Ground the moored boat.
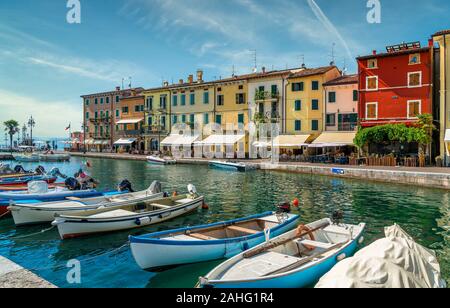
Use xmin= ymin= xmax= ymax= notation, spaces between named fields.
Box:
xmin=147 ymin=155 xmax=176 ymax=165
xmin=52 ymin=184 xmax=204 ymax=240
xmin=130 ymin=211 xmax=300 ymax=271
xmin=13 ymin=153 xmax=40 ymax=162
xmin=38 ymin=153 xmax=71 ymax=162
xmin=209 ymin=161 xmax=247 ymax=172
xmin=198 ymin=217 xmax=366 ymax=288
xmin=8 ymin=181 xmax=163 ymax=226
xmin=0 ymin=175 xmax=57 ymax=186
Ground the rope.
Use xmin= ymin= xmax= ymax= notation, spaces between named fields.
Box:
xmin=0 ymin=210 xmax=11 ymax=219
xmin=9 ymin=226 xmax=56 ymax=240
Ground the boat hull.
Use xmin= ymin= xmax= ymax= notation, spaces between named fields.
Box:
xmin=54 ymin=198 xmax=204 ymax=240
xmin=202 ymin=237 xmax=361 ymax=288
xmin=209 ymin=162 xmax=246 ymax=172
xmin=130 ymin=214 xmax=299 ymax=271
xmin=0 ymin=176 xmax=57 ymax=186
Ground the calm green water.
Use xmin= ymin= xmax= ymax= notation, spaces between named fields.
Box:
xmin=0 ymin=157 xmax=448 ymax=288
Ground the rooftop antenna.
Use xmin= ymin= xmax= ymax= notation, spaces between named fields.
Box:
xmin=330 ymin=43 xmax=336 ymax=66
xmin=128 ymin=76 xmax=132 ymax=89
xmin=232 ymin=65 xmax=236 ymax=77
xmin=298 ymin=54 xmax=306 ymax=69
xmin=342 ymin=58 xmax=348 ymax=76
xmin=251 ymin=50 xmax=257 ymax=73
xmin=121 ymin=78 xmax=125 ymax=90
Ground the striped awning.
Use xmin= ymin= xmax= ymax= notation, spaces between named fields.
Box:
xmin=309 ymin=132 xmax=356 ymax=148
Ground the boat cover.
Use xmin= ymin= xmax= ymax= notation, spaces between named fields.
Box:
xmin=315 ymin=224 xmax=446 ymax=288
xmin=27 ymin=181 xmax=49 ymax=194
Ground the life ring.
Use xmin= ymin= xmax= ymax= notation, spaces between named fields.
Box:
xmin=296 ymin=224 xmax=316 ymax=251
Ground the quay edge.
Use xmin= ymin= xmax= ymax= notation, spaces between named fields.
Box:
xmin=0 ymin=256 xmax=57 ymax=288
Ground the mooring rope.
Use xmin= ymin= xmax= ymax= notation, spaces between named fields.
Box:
xmin=9 ymin=225 xmax=56 ymax=240
xmin=0 ymin=210 xmax=11 ymax=219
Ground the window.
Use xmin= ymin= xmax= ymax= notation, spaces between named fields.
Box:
xmin=312 ymin=81 xmax=319 ymax=91
xmin=328 ymin=92 xmax=336 ymax=103
xmin=238 ymin=114 xmax=244 ymax=124
xmin=295 ymin=120 xmax=301 ymax=131
xmin=182 ymin=115 xmax=186 ymax=123
xmin=100 ymin=110 xmax=104 ymax=118
xmin=366 ymin=76 xmax=378 ymax=91
xmin=116 ymin=110 xmax=119 ymax=117
xmin=105 ymin=111 xmax=109 ymax=119
xmin=85 ymin=99 xmax=90 ymax=106
xmin=217 ymin=95 xmax=224 ymax=106
xmin=100 ymin=98 xmax=104 ymax=104
xmin=236 ymin=93 xmax=245 ymax=104
xmin=94 ymin=111 xmax=98 ymax=119
xmin=311 ymin=120 xmax=319 ymax=131
xmin=161 ymin=116 xmax=166 ymax=130
xmin=147 ymin=97 xmax=153 ymax=110
xmin=85 ymin=112 xmax=89 ymax=119
xmin=292 ymin=82 xmax=304 ymax=92
xmin=408 ymin=100 xmax=421 ymax=119
xmin=259 ymin=86 xmax=265 ymax=92
xmin=312 ymin=99 xmax=319 ymax=110
xmin=409 ymin=53 xmax=420 ymax=65
xmin=295 ymin=100 xmax=302 ymax=111
xmin=95 ymin=98 xmax=98 ymax=105
xmin=106 ymin=97 xmax=110 ymax=104
xmin=216 ymin=114 xmax=222 ymax=124
xmin=366 ymin=102 xmax=378 ymax=120
xmin=190 ymin=114 xmax=195 ymax=124
xmin=204 ymin=113 xmax=209 ymax=124
xmin=367 ymin=59 xmax=377 ymax=69
xmin=148 ymin=116 xmax=152 ymax=126
xmin=115 ymin=96 xmax=120 ymax=103
xmin=353 ymin=90 xmax=358 ymax=102
xmin=203 ymin=92 xmax=209 ymax=104
xmin=190 ymin=93 xmax=195 ymax=105
xmin=160 ymin=96 xmax=167 ymax=109
xmin=238 ymin=85 xmax=244 ymax=90
xmin=135 ymin=105 xmax=141 ymax=112
xmin=172 ymin=95 xmax=178 ymax=106
xmin=181 ymin=94 xmax=186 ymax=106
xmin=408 ymin=72 xmax=422 ymax=88
xmin=122 ymin=106 xmax=129 ymax=114
xmin=173 ymin=115 xmax=178 ymax=124
xmin=271 ymin=85 xmax=278 ymax=95
xmin=326 ymin=114 xmax=336 ymax=126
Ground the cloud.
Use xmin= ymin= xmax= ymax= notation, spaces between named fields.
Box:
xmin=0 ymin=89 xmax=82 ymax=138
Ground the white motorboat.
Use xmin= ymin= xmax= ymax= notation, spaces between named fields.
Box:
xmin=147 ymin=155 xmax=176 ymax=165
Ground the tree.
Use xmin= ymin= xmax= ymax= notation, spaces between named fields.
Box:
xmin=3 ymin=120 xmax=20 ymax=153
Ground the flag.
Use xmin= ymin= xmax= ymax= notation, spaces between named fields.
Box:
xmin=65 ymin=124 xmax=71 ymax=131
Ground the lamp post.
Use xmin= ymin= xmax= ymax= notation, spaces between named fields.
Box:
xmin=28 ymin=116 xmax=35 ymax=147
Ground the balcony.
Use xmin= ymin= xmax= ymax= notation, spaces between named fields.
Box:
xmin=254 ymin=90 xmax=280 ymax=102
xmin=116 ymin=129 xmax=144 ymax=138
xmin=142 ymin=126 xmax=168 ymax=136
xmin=90 ymin=117 xmax=112 ymax=124
xmin=338 ymin=122 xmax=358 ymax=131
xmin=89 ymin=133 xmax=111 ymax=139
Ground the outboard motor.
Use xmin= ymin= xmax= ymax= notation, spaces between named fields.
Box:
xmin=65 ymin=177 xmax=81 ymax=191
xmin=14 ymin=165 xmax=27 ymax=174
xmin=74 ymin=169 xmax=84 ymax=178
xmin=148 ymin=181 xmax=162 ymax=195
xmin=331 ymin=210 xmax=344 ymax=225
xmin=188 ymin=184 xmax=197 ymax=195
xmin=0 ymin=164 xmax=13 ymax=175
xmin=49 ymin=168 xmax=68 ymax=179
xmin=118 ymin=179 xmax=134 ymax=192
xmin=276 ymin=202 xmax=291 ymax=214
xmin=35 ymin=166 xmax=46 ymax=175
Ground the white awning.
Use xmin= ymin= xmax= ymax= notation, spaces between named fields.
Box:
xmin=93 ymin=140 xmax=104 ymax=145
xmin=161 ymin=134 xmax=201 ymax=146
xmin=309 ymin=132 xmax=356 ymax=148
xmin=253 ymin=141 xmax=270 ymax=148
xmin=114 ymin=138 xmax=137 ymax=146
xmin=274 ymin=135 xmax=312 ymax=147
xmin=445 ymin=129 xmax=450 ymax=142
xmin=116 ymin=118 xmax=144 ymax=125
xmin=85 ymin=139 xmax=94 ymax=145
xmin=161 ymin=134 xmax=182 ymax=146
xmin=196 ymin=134 xmax=245 ymax=146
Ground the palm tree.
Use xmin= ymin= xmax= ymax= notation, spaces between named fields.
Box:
xmin=3 ymin=120 xmax=20 ymax=153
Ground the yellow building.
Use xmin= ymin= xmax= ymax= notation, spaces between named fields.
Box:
xmin=142 ymin=85 xmax=171 ymax=152
xmin=433 ymin=30 xmax=450 ymax=166
xmin=285 ymin=66 xmax=341 ymax=135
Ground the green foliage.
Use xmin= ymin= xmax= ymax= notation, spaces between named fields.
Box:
xmin=354 ymin=117 xmax=434 ymax=150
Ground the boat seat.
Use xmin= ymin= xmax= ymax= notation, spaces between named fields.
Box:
xmin=151 ymin=203 xmax=172 ymax=209
xmin=227 ymin=225 xmax=260 ymax=235
xmin=176 ymin=198 xmax=193 ymax=204
xmin=258 ymin=215 xmax=281 ymax=224
xmin=66 ymin=197 xmax=82 ymax=201
xmin=188 ymin=233 xmax=216 ymax=240
xmin=297 ymin=239 xmax=334 ymax=250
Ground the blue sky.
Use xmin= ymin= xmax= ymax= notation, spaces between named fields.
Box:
xmin=0 ymin=0 xmax=449 ymax=138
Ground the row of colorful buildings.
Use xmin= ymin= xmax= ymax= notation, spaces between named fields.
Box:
xmin=80 ymin=29 xmax=450 ymax=165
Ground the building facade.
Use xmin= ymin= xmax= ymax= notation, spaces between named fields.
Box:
xmin=81 ymin=87 xmax=143 ymax=152
xmin=285 ymin=66 xmax=341 ymax=135
xmin=323 ymin=74 xmax=359 ymax=132
xmin=357 ymin=42 xmax=433 ymax=128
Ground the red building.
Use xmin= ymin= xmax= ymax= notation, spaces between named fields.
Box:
xmin=357 ymin=41 xmax=433 ymax=127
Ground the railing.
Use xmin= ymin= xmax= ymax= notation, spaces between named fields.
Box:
xmin=89 ymin=133 xmax=111 ymax=139
xmin=254 ymin=90 xmax=280 ymax=101
xmin=338 ymin=122 xmax=358 ymax=131
xmin=142 ymin=127 xmax=168 ymax=135
xmin=90 ymin=117 xmax=112 ymax=123
xmin=116 ymin=130 xmax=144 ymax=137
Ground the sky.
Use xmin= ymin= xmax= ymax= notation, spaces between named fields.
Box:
xmin=0 ymin=0 xmax=449 ymax=139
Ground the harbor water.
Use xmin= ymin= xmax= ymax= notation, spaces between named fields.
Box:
xmin=0 ymin=157 xmax=448 ymax=288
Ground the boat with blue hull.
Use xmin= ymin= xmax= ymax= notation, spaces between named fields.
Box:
xmin=209 ymin=161 xmax=247 ymax=172
xmin=198 ymin=218 xmax=365 ymax=288
xmin=130 ymin=212 xmax=300 ymax=271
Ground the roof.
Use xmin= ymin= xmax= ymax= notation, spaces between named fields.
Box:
xmin=81 ymin=87 xmax=144 ymax=98
xmin=288 ymin=66 xmax=338 ymax=78
xmin=433 ymin=29 xmax=450 ymax=37
xmin=323 ymin=74 xmax=358 ymax=86
xmin=357 ymin=47 xmax=430 ymax=61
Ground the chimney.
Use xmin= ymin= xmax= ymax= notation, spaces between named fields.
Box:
xmin=188 ymin=75 xmax=194 ymax=84
xmin=179 ymin=79 xmax=184 ymax=84
xmin=196 ymin=70 xmax=204 ymax=83
xmin=115 ymin=86 xmax=121 ymax=91
xmin=372 ymin=50 xmax=377 ymax=55
xmin=262 ymin=67 xmax=266 ymax=73
xmin=163 ymin=81 xmax=169 ymax=87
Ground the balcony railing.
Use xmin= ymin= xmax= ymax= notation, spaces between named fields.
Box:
xmin=90 ymin=117 xmax=112 ymax=123
xmin=255 ymin=90 xmax=280 ymax=101
xmin=142 ymin=126 xmax=168 ymax=135
xmin=89 ymin=133 xmax=111 ymax=139
xmin=338 ymin=122 xmax=358 ymax=131
xmin=116 ymin=129 xmax=144 ymax=138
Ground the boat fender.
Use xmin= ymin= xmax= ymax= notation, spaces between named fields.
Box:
xmin=296 ymin=225 xmax=316 ymax=251
xmin=202 ymin=202 xmax=209 ymax=210
xmin=358 ymin=236 xmax=364 ymax=245
xmin=172 ymin=191 xmax=178 ymax=197
xmin=336 ymin=253 xmax=346 ymax=262
xmin=242 ymin=242 xmax=249 ymax=251
xmin=135 ymin=217 xmax=152 ymax=226
xmin=159 ymin=212 xmax=171 ymax=219
xmin=163 ymin=192 xmax=169 ymax=198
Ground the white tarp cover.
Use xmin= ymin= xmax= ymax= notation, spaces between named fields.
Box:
xmin=27 ymin=181 xmax=49 ymax=194
xmin=315 ymin=224 xmax=446 ymax=288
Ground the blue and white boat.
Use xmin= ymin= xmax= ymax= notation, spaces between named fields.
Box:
xmin=209 ymin=161 xmax=247 ymax=172
xmin=198 ymin=218 xmax=366 ymax=288
xmin=130 ymin=212 xmax=299 ymax=271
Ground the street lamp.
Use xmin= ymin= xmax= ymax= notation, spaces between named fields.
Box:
xmin=28 ymin=116 xmax=35 ymax=146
